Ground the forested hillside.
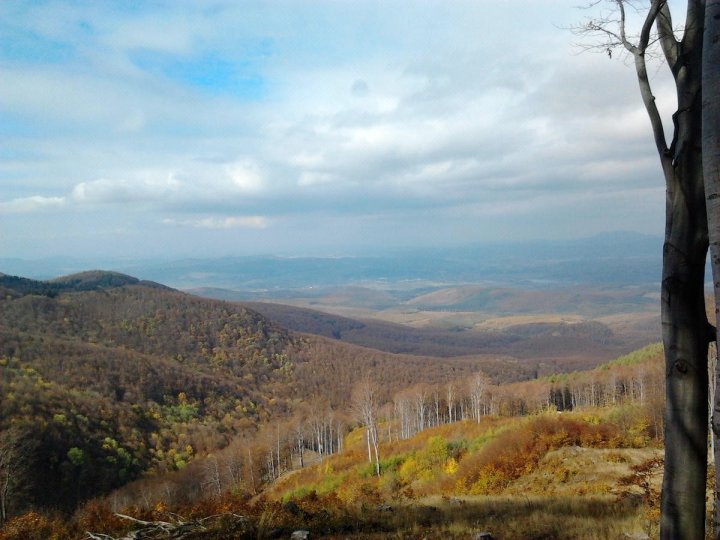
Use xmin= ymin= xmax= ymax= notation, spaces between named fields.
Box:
xmin=0 ymin=336 xmax=667 ymax=539
xmin=0 ymin=272 xmax=298 ymax=515
xmin=241 ymin=298 xmax=650 ymax=371
xmin=0 ymin=272 xmax=537 ymax=520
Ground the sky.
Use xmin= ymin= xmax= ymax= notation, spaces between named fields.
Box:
xmin=0 ymin=0 xmax=681 ymax=260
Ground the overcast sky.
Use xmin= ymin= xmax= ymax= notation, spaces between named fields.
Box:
xmin=1 ymin=1 xmax=681 ymax=259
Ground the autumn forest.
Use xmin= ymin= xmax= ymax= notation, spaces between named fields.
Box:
xmin=0 ymin=271 xmax=671 ymax=539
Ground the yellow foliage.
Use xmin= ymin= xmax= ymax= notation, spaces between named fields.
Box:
xmin=580 ymin=414 xmax=601 ymax=425
xmin=444 ymin=457 xmax=458 ymax=475
xmin=398 ymin=455 xmax=421 ymax=483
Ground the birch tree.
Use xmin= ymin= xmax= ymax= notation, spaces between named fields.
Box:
xmin=468 ymin=372 xmax=489 ymax=421
xmin=352 ymin=379 xmax=381 ymax=476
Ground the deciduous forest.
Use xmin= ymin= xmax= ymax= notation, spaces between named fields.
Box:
xmin=0 ymin=273 xmax=672 ymax=538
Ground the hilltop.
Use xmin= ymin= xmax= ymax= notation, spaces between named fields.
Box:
xmin=0 ymin=270 xmax=673 ymax=539
xmin=0 ymin=270 xmax=170 ymax=299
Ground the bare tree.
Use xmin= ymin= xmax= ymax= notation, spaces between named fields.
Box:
xmin=411 ymin=384 xmax=428 ymax=432
xmin=292 ymin=419 xmax=306 ymax=468
xmin=577 ymin=2 xmax=710 ymax=537
xmin=393 ymin=391 xmax=412 ymax=440
xmin=446 ymin=381 xmax=456 ymax=424
xmin=201 ymin=455 xmax=223 ymax=498
xmin=352 ymin=379 xmax=381 ymax=476
xmin=222 ymin=445 xmax=245 ymax=490
xmin=468 ymin=372 xmax=489 ymax=422
xmin=0 ymin=428 xmax=30 ymax=525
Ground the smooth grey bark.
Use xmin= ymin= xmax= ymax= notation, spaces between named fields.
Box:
xmin=703 ymin=1 xmax=720 ymax=535
xmin=654 ymin=3 xmax=709 ymax=539
xmin=591 ymin=1 xmax=710 ymax=537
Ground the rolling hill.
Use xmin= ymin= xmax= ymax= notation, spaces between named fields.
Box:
xmin=0 ymin=271 xmax=542 ymax=517
xmin=225 ymin=297 xmax=658 ymax=372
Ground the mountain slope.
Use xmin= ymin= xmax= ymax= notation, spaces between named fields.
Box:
xmin=0 ymin=272 xmax=536 ymax=516
xmin=235 ymin=299 xmax=654 ymax=371
xmin=0 ymin=273 xmax=300 ymax=513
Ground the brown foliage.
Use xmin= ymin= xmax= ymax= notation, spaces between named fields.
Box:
xmin=0 ymin=511 xmax=76 ymax=540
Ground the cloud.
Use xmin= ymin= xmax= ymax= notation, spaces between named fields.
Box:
xmin=0 ymin=0 xmax=677 ymax=258
xmin=226 ymin=160 xmax=265 ymax=193
xmin=163 ymin=215 xmax=269 ymax=229
xmin=69 ymin=175 xmax=180 ymax=205
xmin=298 ymin=172 xmax=335 ymax=187
xmin=0 ymin=195 xmax=65 ymax=213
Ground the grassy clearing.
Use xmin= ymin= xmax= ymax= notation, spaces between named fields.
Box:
xmin=259 ymin=407 xmax=665 ymax=538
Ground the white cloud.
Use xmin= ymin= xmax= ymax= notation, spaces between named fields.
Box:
xmin=0 ymin=0 xmax=678 ymax=257
xmin=69 ymin=174 xmax=180 ymax=205
xmin=163 ymin=215 xmax=269 ymax=229
xmin=226 ymin=160 xmax=265 ymax=193
xmin=0 ymin=196 xmax=65 ymax=213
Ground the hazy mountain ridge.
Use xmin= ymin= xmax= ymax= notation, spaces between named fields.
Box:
xmin=0 ymin=232 xmax=666 ymax=290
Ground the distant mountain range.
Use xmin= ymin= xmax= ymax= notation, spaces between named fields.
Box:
xmin=0 ymin=232 xmax=667 ymax=290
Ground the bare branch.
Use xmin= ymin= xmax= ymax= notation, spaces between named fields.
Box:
xmin=633 ymin=50 xmax=669 ymax=157
xmin=569 ymin=1 xmax=670 ymax=156
xmin=656 ymin=1 xmax=680 ymax=71
xmin=638 ymin=0 xmax=663 ymax=50
xmin=87 ymin=512 xmax=250 ymax=540
xmin=85 ymin=533 xmax=116 ymax=540
xmin=616 ymin=0 xmax=632 ymax=51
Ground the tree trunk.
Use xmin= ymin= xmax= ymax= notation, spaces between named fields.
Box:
xmin=660 ymin=59 xmax=709 ymax=539
xmin=703 ymin=0 xmax=720 ymax=534
xmin=366 ymin=429 xmax=372 ymax=463
xmin=371 ymin=428 xmax=381 ymax=477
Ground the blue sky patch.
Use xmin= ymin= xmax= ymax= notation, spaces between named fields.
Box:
xmin=0 ymin=25 xmax=76 ymax=64
xmin=130 ymin=49 xmax=267 ymax=100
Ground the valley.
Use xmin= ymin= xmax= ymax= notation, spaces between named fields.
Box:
xmin=0 ymin=268 xmax=671 ymax=539
xmin=194 ymin=282 xmax=660 ymax=374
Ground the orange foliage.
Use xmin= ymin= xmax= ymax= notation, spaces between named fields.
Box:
xmin=0 ymin=512 xmax=75 ymax=540
xmin=75 ymin=500 xmax=128 ymax=534
xmin=453 ymin=414 xmax=643 ymax=495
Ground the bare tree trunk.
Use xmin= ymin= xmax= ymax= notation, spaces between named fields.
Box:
xmin=276 ymin=424 xmax=282 ymax=477
xmin=246 ymin=448 xmax=256 ymax=495
xmin=366 ymin=429 xmax=372 ymax=463
xmin=583 ymin=1 xmax=710 ymax=536
xmin=656 ymin=3 xmax=709 ymax=537
xmin=703 ymin=1 xmax=720 ymax=534
xmin=203 ymin=455 xmax=222 ymax=498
